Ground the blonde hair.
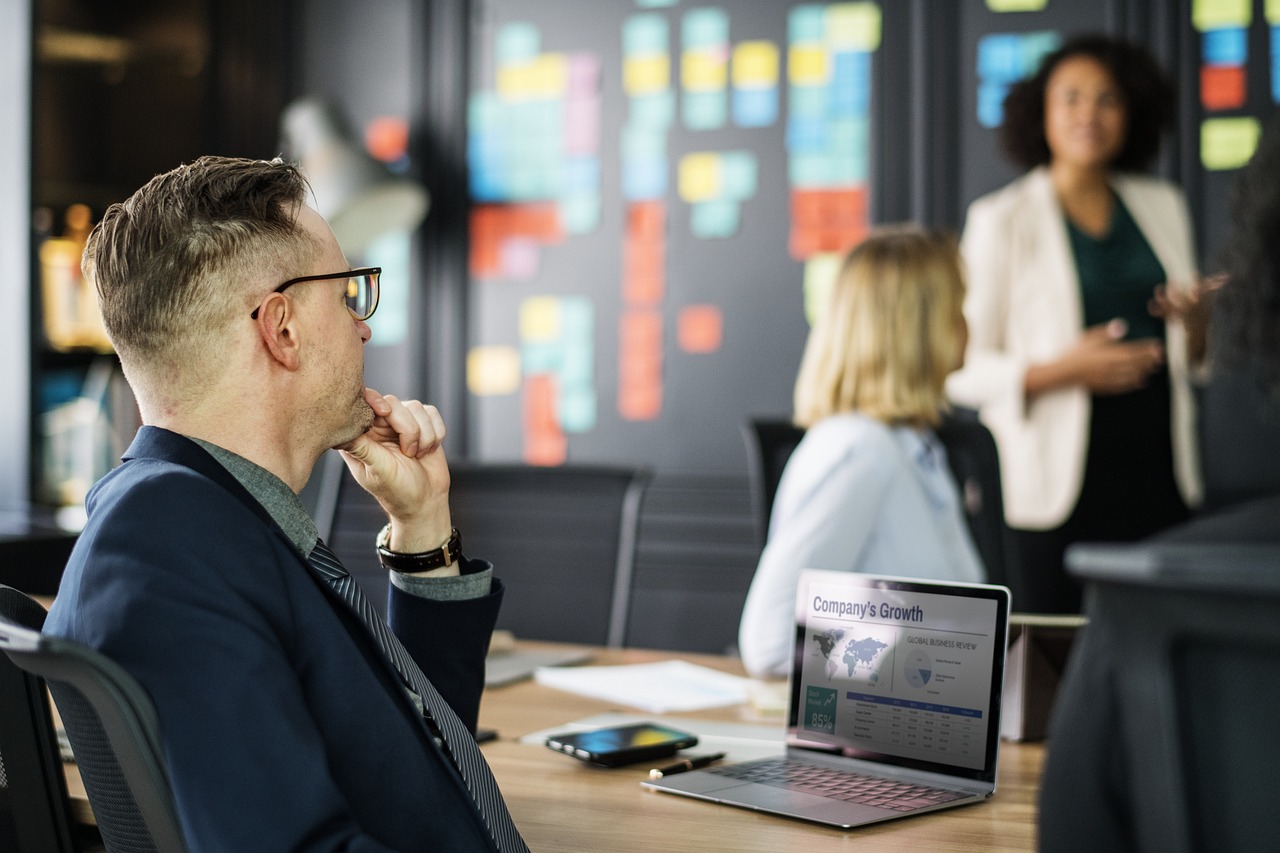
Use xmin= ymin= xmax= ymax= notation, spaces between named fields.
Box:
xmin=793 ymin=226 xmax=966 ymax=428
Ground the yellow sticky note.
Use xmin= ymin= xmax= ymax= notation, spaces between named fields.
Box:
xmin=530 ymin=53 xmax=568 ymax=97
xmin=788 ymin=44 xmax=829 ymax=86
xmin=985 ymin=0 xmax=1048 ymax=10
xmin=1267 ymin=0 xmax=1280 ymax=24
xmin=683 ymin=50 xmax=727 ymax=92
xmin=467 ymin=346 xmax=522 ymax=396
xmin=1192 ymin=0 xmax=1252 ymax=31
xmin=624 ymin=54 xmax=671 ymax=95
xmin=803 ymin=253 xmax=843 ymax=326
xmin=678 ymin=152 xmax=722 ymax=203
xmin=733 ymin=41 xmax=781 ymax=88
xmin=1201 ymin=117 xmax=1261 ymax=171
xmin=520 ymin=296 xmax=561 ymax=342
xmin=826 ymin=3 xmax=882 ymax=52
xmin=497 ymin=60 xmax=538 ymax=99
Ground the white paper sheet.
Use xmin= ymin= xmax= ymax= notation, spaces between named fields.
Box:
xmin=533 ymin=659 xmax=753 ymax=712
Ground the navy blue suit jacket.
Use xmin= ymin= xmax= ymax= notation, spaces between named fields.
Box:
xmin=46 ymin=427 xmax=505 ymax=852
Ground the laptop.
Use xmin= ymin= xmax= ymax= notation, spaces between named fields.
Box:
xmin=644 ymin=569 xmax=1011 ymax=829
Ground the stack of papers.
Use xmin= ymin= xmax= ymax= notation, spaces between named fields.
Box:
xmin=534 ymin=659 xmax=753 ymax=713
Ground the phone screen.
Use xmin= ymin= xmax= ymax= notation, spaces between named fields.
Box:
xmin=545 ymin=723 xmax=698 ymax=766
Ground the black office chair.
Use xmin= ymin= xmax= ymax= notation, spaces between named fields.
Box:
xmin=0 ymin=588 xmax=188 ymax=853
xmin=741 ymin=409 xmax=1011 ymax=588
xmin=315 ymin=453 xmax=650 ymax=646
xmin=1061 ymin=543 xmax=1280 ymax=853
xmin=0 ymin=586 xmax=87 ymax=852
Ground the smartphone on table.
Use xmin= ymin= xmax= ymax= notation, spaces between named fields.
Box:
xmin=544 ymin=722 xmax=698 ymax=767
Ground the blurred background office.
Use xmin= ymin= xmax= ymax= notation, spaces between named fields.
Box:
xmin=3 ymin=0 xmax=1279 ymax=648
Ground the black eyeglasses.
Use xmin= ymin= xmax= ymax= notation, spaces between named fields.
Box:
xmin=250 ymin=267 xmax=381 ymax=321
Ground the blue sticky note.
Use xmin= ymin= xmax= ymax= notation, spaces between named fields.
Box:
xmin=977 ymin=81 xmax=1010 ymax=129
xmin=468 ymin=92 xmax=502 ymax=131
xmin=631 ymin=91 xmax=675 ymax=129
xmin=827 ymin=150 xmax=867 ymax=185
xmin=789 ymin=5 xmax=826 ymax=43
xmin=733 ymin=87 xmax=779 ymax=128
xmin=683 ymin=7 xmax=729 ymax=49
xmin=1203 ymin=27 xmax=1248 ymax=66
xmin=496 ymin=22 xmax=540 ymax=65
xmin=623 ymin=157 xmax=668 ymax=201
xmin=683 ymin=91 xmax=727 ymax=130
xmin=977 ymin=34 xmax=1024 ymax=83
xmin=561 ymin=156 xmax=600 ymax=194
xmin=829 ymin=51 xmax=871 ymax=117
xmin=789 ymin=85 xmax=828 ymax=118
xmin=787 ymin=115 xmax=827 ymax=153
xmin=1273 ymin=28 xmax=1280 ymax=103
xmin=624 ymin=14 xmax=668 ymax=56
xmin=469 ymin=166 xmax=507 ymax=203
xmin=1021 ymin=31 xmax=1061 ymax=76
xmin=690 ymin=200 xmax=740 ymax=238
xmin=719 ymin=151 xmax=758 ymax=200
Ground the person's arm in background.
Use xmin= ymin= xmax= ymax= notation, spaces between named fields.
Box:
xmin=738 ymin=427 xmax=893 ymax=678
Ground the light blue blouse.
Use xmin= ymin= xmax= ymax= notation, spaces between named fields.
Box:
xmin=738 ymin=413 xmax=986 ymax=678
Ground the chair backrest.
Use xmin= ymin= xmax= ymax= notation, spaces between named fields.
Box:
xmin=0 ymin=594 xmax=187 ymax=853
xmin=741 ymin=410 xmax=1011 ymax=588
xmin=0 ymin=586 xmax=77 ymax=853
xmin=1065 ymin=543 xmax=1280 ymax=853
xmin=316 ymin=453 xmax=650 ymax=647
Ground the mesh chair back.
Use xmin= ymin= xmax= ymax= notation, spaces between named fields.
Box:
xmin=0 ymin=610 xmax=187 ymax=853
xmin=0 ymin=586 xmax=77 ymax=853
xmin=316 ymin=454 xmax=649 ymax=646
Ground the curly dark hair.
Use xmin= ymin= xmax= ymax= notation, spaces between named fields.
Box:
xmin=1214 ymin=110 xmax=1280 ymax=402
xmin=999 ymin=34 xmax=1175 ymax=171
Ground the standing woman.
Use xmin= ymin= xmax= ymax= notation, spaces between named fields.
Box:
xmin=738 ymin=227 xmax=984 ymax=678
xmin=947 ymin=35 xmax=1207 ymax=613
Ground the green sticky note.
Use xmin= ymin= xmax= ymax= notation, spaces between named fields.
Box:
xmin=790 ymin=85 xmax=828 ymax=118
xmin=559 ymin=342 xmax=594 ymax=388
xmin=719 ymin=151 xmax=758 ymax=200
xmin=690 ymin=200 xmax=740 ymax=238
xmin=1201 ymin=117 xmax=1261 ymax=171
xmin=1192 ymin=0 xmax=1252 ymax=31
xmin=789 ymin=5 xmax=826 ymax=43
xmin=682 ymin=7 xmax=729 ymax=49
xmin=631 ymin=91 xmax=675 ymax=129
xmin=683 ymin=90 xmax=727 ymax=130
xmin=557 ymin=386 xmax=597 ymax=433
xmin=559 ymin=195 xmax=601 ymax=235
xmin=497 ymin=22 xmax=540 ymax=64
xmin=1268 ymin=0 xmax=1280 ymax=24
xmin=804 ymin=253 xmax=843 ymax=326
xmin=624 ymin=14 xmax=669 ymax=56
xmin=622 ymin=125 xmax=668 ymax=162
xmin=985 ymin=0 xmax=1048 ymax=10
xmin=559 ymin=296 xmax=594 ymax=340
xmin=790 ymin=152 xmax=838 ymax=188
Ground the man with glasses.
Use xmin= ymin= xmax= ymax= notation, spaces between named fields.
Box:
xmin=44 ymin=156 xmax=529 ymax=851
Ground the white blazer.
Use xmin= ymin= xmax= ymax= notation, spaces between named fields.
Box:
xmin=946 ymin=167 xmax=1202 ymax=530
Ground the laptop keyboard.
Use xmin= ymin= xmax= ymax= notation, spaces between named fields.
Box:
xmin=708 ymin=758 xmax=970 ymax=812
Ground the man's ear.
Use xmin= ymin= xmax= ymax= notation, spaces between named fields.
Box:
xmin=255 ymin=293 xmax=302 ymax=370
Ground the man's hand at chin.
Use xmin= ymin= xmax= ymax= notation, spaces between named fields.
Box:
xmin=338 ymin=387 xmax=454 ymax=554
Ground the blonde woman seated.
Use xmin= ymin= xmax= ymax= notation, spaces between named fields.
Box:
xmin=738 ymin=227 xmax=986 ymax=678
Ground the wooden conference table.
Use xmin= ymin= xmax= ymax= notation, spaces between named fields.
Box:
xmin=65 ymin=643 xmax=1044 ymax=852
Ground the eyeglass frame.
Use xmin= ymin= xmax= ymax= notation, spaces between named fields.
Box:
xmin=249 ymin=266 xmax=381 ymax=321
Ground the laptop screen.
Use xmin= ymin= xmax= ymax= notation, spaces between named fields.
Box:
xmin=786 ymin=570 xmax=1010 ymax=783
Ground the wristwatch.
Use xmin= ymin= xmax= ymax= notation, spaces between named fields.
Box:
xmin=375 ymin=524 xmax=462 ymax=572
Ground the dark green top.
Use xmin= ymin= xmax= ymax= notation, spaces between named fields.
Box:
xmin=1062 ymin=194 xmax=1186 ymax=529
xmin=1067 ymin=195 xmax=1166 ymax=339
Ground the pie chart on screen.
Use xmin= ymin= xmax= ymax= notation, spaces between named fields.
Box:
xmin=903 ymin=648 xmax=932 ymax=688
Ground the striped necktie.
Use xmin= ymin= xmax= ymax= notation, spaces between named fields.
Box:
xmin=307 ymin=539 xmax=529 ymax=853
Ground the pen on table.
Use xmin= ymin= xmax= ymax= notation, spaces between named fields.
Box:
xmin=648 ymin=752 xmax=727 ymax=779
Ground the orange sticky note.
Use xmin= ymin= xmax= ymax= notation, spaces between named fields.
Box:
xmin=678 ymin=305 xmax=723 ymax=353
xmin=1201 ymin=65 xmax=1246 ymax=111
